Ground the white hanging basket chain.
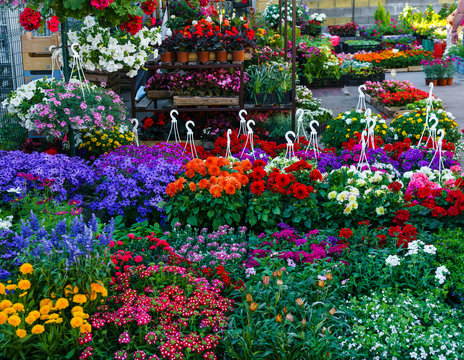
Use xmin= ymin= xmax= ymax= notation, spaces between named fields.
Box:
xmin=183 ymin=120 xmax=198 ymax=158
xmin=167 ymin=109 xmax=181 ymax=143
xmin=418 ymin=82 xmax=435 ymax=148
xmin=284 ymin=130 xmax=296 ymax=159
xmin=241 ymin=119 xmax=256 ymax=160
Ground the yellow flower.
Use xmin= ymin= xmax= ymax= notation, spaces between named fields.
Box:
xmin=40 ymin=299 xmax=52 ymax=308
xmin=18 ymin=280 xmax=31 ymax=291
xmin=416 ymin=135 xmax=420 ymax=139
xmin=0 ymin=312 xmax=7 ymax=325
xmin=72 ymin=311 xmax=88 ymax=319
xmin=44 ymin=319 xmax=56 ymax=324
xmin=70 ymin=317 xmax=84 ymax=328
xmin=4 ymin=307 xmax=16 ymax=315
xmin=91 ymin=138 xmax=97 ymax=142
xmin=0 ymin=300 xmax=12 ymax=310
xmin=31 ymin=324 xmax=45 ymax=334
xmin=55 ymin=318 xmax=63 ymax=324
xmin=19 ymin=263 xmax=33 ymax=275
xmin=345 ymin=134 xmax=350 ymax=138
xmin=108 ymin=139 xmax=113 ymax=143
xmin=8 ymin=315 xmax=21 ymax=327
xmin=55 ymin=298 xmax=69 ymax=310
xmin=327 ymin=125 xmax=330 ymax=129
xmin=71 ymin=306 xmax=84 ymax=314
xmin=39 ymin=305 xmax=51 ymax=315
xmin=28 ymin=310 xmax=40 ymax=320
xmin=96 ymin=142 xmax=101 ymax=147
xmin=16 ymin=329 xmax=27 ymax=338
xmin=90 ymin=282 xmax=108 ymax=298
xmin=0 ymin=283 xmax=5 ymax=295
xmin=40 ymin=314 xmax=49 ymax=320
xmin=48 ymin=313 xmax=59 ymax=320
xmin=64 ymin=285 xmax=79 ymax=296
xmin=25 ymin=316 xmax=36 ymax=325
xmin=6 ymin=284 xmax=17 ymax=291
xmin=12 ymin=303 xmax=24 ymax=312
xmin=88 ymin=147 xmax=92 ymax=151
xmin=80 ymin=322 xmax=92 ymax=333
xmin=73 ymin=294 xmax=87 ymax=304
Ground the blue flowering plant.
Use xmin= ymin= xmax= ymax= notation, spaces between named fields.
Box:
xmin=1 ymin=212 xmax=114 ymax=297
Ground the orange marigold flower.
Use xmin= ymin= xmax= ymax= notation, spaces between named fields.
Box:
xmin=233 ymin=164 xmax=244 ymax=174
xmin=224 ymin=184 xmax=236 ymax=195
xmin=205 ymin=157 xmax=218 ymax=168
xmin=189 ymin=182 xmax=197 ymax=191
xmin=209 ymin=176 xmax=218 ymax=185
xmin=198 ymin=179 xmax=209 ymax=189
xmin=242 ymin=159 xmax=252 ymax=171
xmin=208 ymin=166 xmax=221 ymax=176
xmin=185 ymin=169 xmax=195 ymax=178
xmin=209 ymin=184 xmax=222 ymax=198
xmin=240 ymin=174 xmax=249 ymax=186
xmin=217 ymin=157 xmax=230 ymax=167
xmin=166 ymin=183 xmax=178 ymax=197
xmin=220 ymin=171 xmax=230 ymax=177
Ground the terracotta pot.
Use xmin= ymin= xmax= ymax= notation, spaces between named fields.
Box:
xmin=232 ymin=50 xmax=245 ymax=62
xmin=198 ymin=51 xmax=210 ymax=63
xmin=425 ymin=78 xmax=437 ymax=86
xmin=160 ymin=51 xmax=173 ymax=63
xmin=176 ymin=51 xmax=188 ymax=63
xmin=437 ymin=78 xmax=447 ymax=86
xmin=447 ymin=77 xmax=453 ymax=85
xmin=215 ymin=50 xmax=228 ymax=63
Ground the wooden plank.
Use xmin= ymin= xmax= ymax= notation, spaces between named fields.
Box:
xmin=383 ymin=105 xmax=407 ymax=118
xmin=173 ymin=96 xmax=239 ymax=106
xmin=384 ymin=68 xmax=409 ymax=73
xmin=147 ymin=90 xmax=171 ymax=99
xmin=408 ymin=66 xmax=422 ymax=72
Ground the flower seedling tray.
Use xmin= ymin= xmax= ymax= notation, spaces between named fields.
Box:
xmin=173 ymin=96 xmax=239 ymax=106
xmin=147 ymin=90 xmax=172 ymax=99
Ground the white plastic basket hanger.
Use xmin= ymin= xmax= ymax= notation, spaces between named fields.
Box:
xmin=305 ymin=119 xmax=320 ymax=159
xmin=238 ymin=109 xmax=248 ymax=137
xmin=240 ymin=119 xmax=256 ymax=159
xmin=166 ymin=109 xmax=181 ymax=143
xmin=357 ymin=129 xmax=371 ymax=172
xmin=418 ymin=83 xmax=434 ymax=148
xmin=49 ymin=45 xmax=64 ymax=81
xmin=284 ymin=131 xmax=296 ymax=159
xmin=131 ymin=118 xmax=140 ymax=146
xmin=295 ymin=108 xmax=309 ymax=143
xmin=183 ymin=120 xmax=198 ymax=158
xmin=225 ymin=129 xmax=232 ymax=158
xmin=364 ymin=109 xmax=376 ymax=149
xmin=428 ymin=129 xmax=445 ymax=182
xmin=69 ymin=43 xmax=90 ymax=98
xmin=356 ymin=85 xmax=367 ymax=112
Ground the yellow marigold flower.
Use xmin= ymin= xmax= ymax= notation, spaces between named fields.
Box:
xmin=19 ymin=292 xmax=27 ymax=298
xmin=28 ymin=310 xmax=40 ymax=320
xmin=79 ymin=322 xmax=92 ymax=333
xmin=4 ymin=307 xmax=16 ymax=315
xmin=19 ymin=263 xmax=33 ymax=275
xmin=55 ymin=298 xmax=69 ymax=310
xmin=91 ymin=282 xmax=108 ymax=297
xmin=55 ymin=318 xmax=63 ymax=324
xmin=44 ymin=319 xmax=56 ymax=324
xmin=0 ymin=283 xmax=5 ymax=295
xmin=0 ymin=300 xmax=12 ymax=310
xmin=25 ymin=316 xmax=36 ymax=325
xmin=48 ymin=313 xmax=59 ymax=320
xmin=18 ymin=280 xmax=31 ymax=291
xmin=8 ymin=315 xmax=21 ymax=327
xmin=96 ymin=142 xmax=101 ymax=147
xmin=16 ymin=328 xmax=27 ymax=338
xmin=40 ymin=299 xmax=52 ymax=308
xmin=40 ymin=314 xmax=49 ymax=320
xmin=73 ymin=311 xmax=89 ymax=319
xmin=64 ymin=285 xmax=79 ymax=296
xmin=70 ymin=317 xmax=84 ymax=328
xmin=6 ymin=284 xmax=17 ymax=291
xmin=39 ymin=305 xmax=51 ymax=315
xmin=71 ymin=306 xmax=84 ymax=314
xmin=73 ymin=294 xmax=87 ymax=304
xmin=31 ymin=324 xmax=45 ymax=334
xmin=0 ymin=311 xmax=7 ymax=325
xmin=91 ymin=138 xmax=96 ymax=142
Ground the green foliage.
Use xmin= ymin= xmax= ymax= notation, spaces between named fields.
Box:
xmin=374 ymin=1 xmax=391 ymax=25
xmin=223 ymin=264 xmax=342 ymax=360
xmin=0 ymin=115 xmax=27 ymax=151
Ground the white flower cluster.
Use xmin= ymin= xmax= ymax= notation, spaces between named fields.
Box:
xmin=405 ymin=240 xmax=437 ymax=256
xmin=309 ymin=13 xmax=326 ymax=22
xmin=68 ymin=16 xmax=161 ymax=78
xmin=264 ymin=156 xmax=300 ymax=173
xmin=2 ymin=79 xmax=40 ymax=118
xmin=435 ymin=265 xmax=449 ymax=285
xmin=385 ymin=255 xmax=401 ymax=267
xmin=403 ymin=166 xmax=455 ymax=184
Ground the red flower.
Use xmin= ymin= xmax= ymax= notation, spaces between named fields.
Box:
xmin=46 ymin=15 xmax=60 ymax=33
xmin=134 ymin=256 xmax=143 ymax=263
xmin=392 ymin=209 xmax=410 ymax=226
xmin=250 ymin=166 xmax=266 ymax=180
xmin=431 ymin=206 xmax=447 ymax=217
xmin=141 ymin=0 xmax=156 ymax=15
xmin=290 ymin=183 xmax=309 ymax=200
xmin=120 ymin=15 xmax=143 ymax=35
xmin=250 ymin=180 xmax=265 ymax=196
xmin=19 ymin=7 xmax=42 ymax=31
xmin=144 ymin=117 xmax=154 ymax=129
xmin=275 ymin=174 xmax=291 ymax=188
xmin=310 ymin=169 xmax=322 ymax=182
xmin=339 ymin=228 xmax=353 ymax=239
xmin=388 ymin=181 xmax=402 ymax=192
xmin=90 ymin=0 xmax=114 ymax=10
xmin=199 ymin=0 xmax=209 ymax=6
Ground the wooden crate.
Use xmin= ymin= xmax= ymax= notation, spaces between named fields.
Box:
xmin=147 ymin=90 xmax=171 ymax=99
xmin=383 ymin=106 xmax=408 ymax=118
xmin=21 ymin=32 xmax=62 ymax=83
xmin=408 ymin=66 xmax=422 ymax=72
xmin=85 ymin=70 xmax=120 ymax=93
xmin=173 ymin=96 xmax=239 ymax=106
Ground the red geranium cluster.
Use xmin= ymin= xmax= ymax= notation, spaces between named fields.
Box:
xmin=388 ymin=224 xmax=418 ymax=248
xmin=90 ymin=0 xmax=114 ymax=10
xmin=46 ymin=15 xmax=60 ymax=33
xmin=378 ymin=89 xmax=430 ymax=107
xmin=405 ymin=186 xmax=464 ymax=218
xmin=120 ymin=14 xmax=143 ymax=35
xmin=141 ymin=0 xmax=156 ymax=15
xmin=248 ymin=160 xmax=320 ymax=200
xmin=19 ymin=7 xmax=42 ymax=31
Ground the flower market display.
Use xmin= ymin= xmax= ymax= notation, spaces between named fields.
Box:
xmin=2 ymin=0 xmax=464 ymax=359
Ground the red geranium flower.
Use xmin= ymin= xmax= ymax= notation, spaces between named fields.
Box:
xmin=339 ymin=228 xmax=353 ymax=239
xmin=141 ymin=0 xmax=156 ymax=15
xmin=19 ymin=7 xmax=42 ymax=31
xmin=46 ymin=15 xmax=60 ymax=33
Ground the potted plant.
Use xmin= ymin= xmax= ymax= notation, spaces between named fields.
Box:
xmin=172 ymin=31 xmax=194 ymax=63
xmin=158 ymin=37 xmax=175 ymax=63
xmin=421 ymin=59 xmax=438 ymax=86
xmin=209 ymin=28 xmax=228 ymax=63
xmin=444 ymin=57 xmax=456 ymax=85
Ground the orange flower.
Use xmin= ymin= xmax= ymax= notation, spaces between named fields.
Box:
xmin=189 ymin=182 xmax=197 ymax=191
xmin=224 ymin=183 xmax=236 ymax=195
xmin=197 ymin=165 xmax=207 ymax=176
xmin=233 ymin=164 xmax=244 ymax=174
xmin=219 ymin=178 xmax=228 ymax=188
xmin=209 ymin=184 xmax=222 ymax=198
xmin=209 ymin=176 xmax=218 ymax=185
xmin=242 ymin=159 xmax=252 ymax=171
xmin=217 ymin=157 xmax=230 ymax=167
xmin=185 ymin=169 xmax=195 ymax=178
xmin=205 ymin=157 xmax=218 ymax=168
xmin=208 ymin=166 xmax=221 ymax=176
xmin=166 ymin=183 xmax=179 ymax=197
xmin=198 ymin=179 xmax=209 ymax=189
xmin=223 ymin=19 xmax=230 ymax=26
xmin=220 ymin=171 xmax=230 ymax=177
xmin=240 ymin=174 xmax=249 ymax=186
